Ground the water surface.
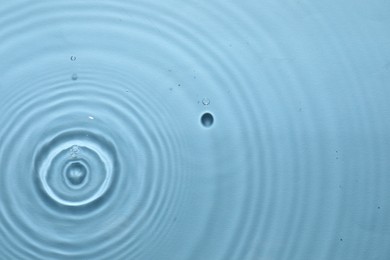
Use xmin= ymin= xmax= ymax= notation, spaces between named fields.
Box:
xmin=1 ymin=1 xmax=390 ymax=259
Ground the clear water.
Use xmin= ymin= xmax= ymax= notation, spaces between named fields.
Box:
xmin=1 ymin=1 xmax=390 ymax=259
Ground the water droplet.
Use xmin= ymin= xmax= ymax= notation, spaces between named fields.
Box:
xmin=66 ymin=162 xmax=87 ymax=186
xmin=71 ymin=73 xmax=78 ymax=81
xmin=70 ymin=56 xmax=76 ymax=61
xmin=201 ymin=112 xmax=214 ymax=128
xmin=202 ymin=98 xmax=210 ymax=106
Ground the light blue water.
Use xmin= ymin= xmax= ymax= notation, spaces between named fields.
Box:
xmin=1 ymin=1 xmax=390 ymax=259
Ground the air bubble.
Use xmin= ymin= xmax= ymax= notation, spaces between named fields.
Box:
xmin=70 ymin=56 xmax=76 ymax=61
xmin=71 ymin=73 xmax=78 ymax=81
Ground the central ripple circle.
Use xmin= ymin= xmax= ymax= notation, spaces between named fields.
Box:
xmin=65 ymin=161 xmax=87 ymax=186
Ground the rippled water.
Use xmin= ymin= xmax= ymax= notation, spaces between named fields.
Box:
xmin=1 ymin=1 xmax=390 ymax=259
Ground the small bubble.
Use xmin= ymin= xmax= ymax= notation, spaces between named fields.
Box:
xmin=71 ymin=73 xmax=78 ymax=81
xmin=71 ymin=145 xmax=79 ymax=153
xmin=201 ymin=112 xmax=214 ymax=128
xmin=202 ymin=98 xmax=210 ymax=106
xmin=70 ymin=56 xmax=76 ymax=61
xmin=70 ymin=153 xmax=77 ymax=158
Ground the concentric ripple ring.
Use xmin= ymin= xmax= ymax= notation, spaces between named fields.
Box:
xmin=34 ymin=130 xmax=117 ymax=207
